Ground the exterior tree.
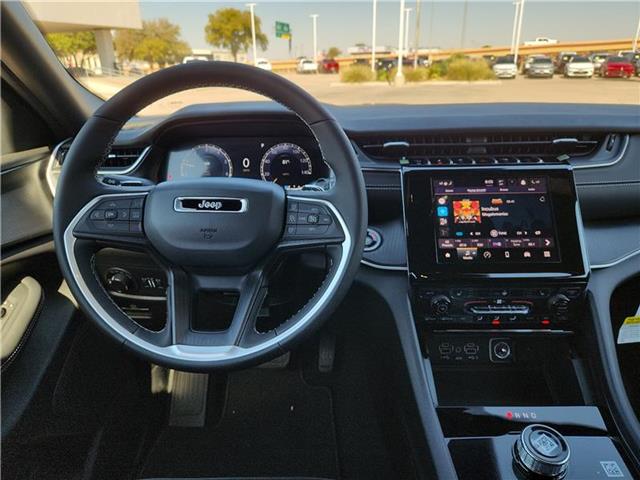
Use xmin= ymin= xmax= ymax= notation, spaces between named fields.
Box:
xmin=326 ymin=47 xmax=341 ymax=59
xmin=46 ymin=31 xmax=96 ymax=68
xmin=204 ymin=8 xmax=268 ymax=62
xmin=113 ymin=29 xmax=144 ymax=62
xmin=114 ymin=19 xmax=190 ymax=67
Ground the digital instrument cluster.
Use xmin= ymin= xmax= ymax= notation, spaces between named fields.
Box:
xmin=164 ymin=137 xmax=328 ymax=189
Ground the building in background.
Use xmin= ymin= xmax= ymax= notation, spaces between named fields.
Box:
xmin=191 ymin=48 xmax=249 ymax=63
xmin=23 ymin=1 xmax=142 ymax=73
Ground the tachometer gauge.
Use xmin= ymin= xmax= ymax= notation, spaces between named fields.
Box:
xmin=180 ymin=144 xmax=233 ymax=178
xmin=260 ymin=143 xmax=313 ymax=188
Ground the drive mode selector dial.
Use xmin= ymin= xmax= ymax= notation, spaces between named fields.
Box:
xmin=430 ymin=295 xmax=452 ymax=316
xmin=513 ymin=424 xmax=570 ymax=479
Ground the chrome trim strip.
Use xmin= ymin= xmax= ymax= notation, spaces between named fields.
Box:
xmin=173 ymin=197 xmax=248 ymax=213
xmin=63 ymin=193 xmax=351 ymax=363
xmin=360 ymin=259 xmax=407 ymax=271
xmin=571 ymin=134 xmax=629 ymax=170
xmin=591 ymin=249 xmax=640 ymax=270
xmin=46 ymin=137 xmax=72 ymax=195
xmin=109 ymin=291 xmax=167 ymax=302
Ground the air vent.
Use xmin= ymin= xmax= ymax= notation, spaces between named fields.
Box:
xmin=54 ymin=142 xmax=147 ymax=171
xmin=103 ymin=146 xmax=147 ymax=170
xmin=355 ymin=133 xmax=605 ymax=165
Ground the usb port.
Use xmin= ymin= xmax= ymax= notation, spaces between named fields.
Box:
xmin=464 ymin=342 xmax=480 ymax=355
xmin=439 ymin=342 xmax=454 ymax=356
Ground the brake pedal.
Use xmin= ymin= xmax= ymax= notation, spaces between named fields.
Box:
xmin=318 ymin=332 xmax=336 ymax=373
xmin=168 ymin=370 xmax=209 ymax=427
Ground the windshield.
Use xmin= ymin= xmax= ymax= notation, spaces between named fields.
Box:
xmin=571 ymin=56 xmax=590 ymax=62
xmin=26 ymin=0 xmax=640 ymax=114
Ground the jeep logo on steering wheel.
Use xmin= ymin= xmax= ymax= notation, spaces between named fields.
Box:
xmin=173 ymin=197 xmax=248 ymax=213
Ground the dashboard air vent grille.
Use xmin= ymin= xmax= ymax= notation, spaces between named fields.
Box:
xmin=54 ymin=142 xmax=147 ymax=171
xmin=103 ymin=147 xmax=146 ymax=169
xmin=355 ymin=133 xmax=605 ymax=165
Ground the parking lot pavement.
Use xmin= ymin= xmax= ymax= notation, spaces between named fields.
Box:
xmin=81 ymin=73 xmax=640 ymax=116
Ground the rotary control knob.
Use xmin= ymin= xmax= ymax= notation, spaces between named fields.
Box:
xmin=105 ymin=269 xmax=134 ymax=294
xmin=513 ymin=424 xmax=570 ymax=479
xmin=548 ymin=294 xmax=570 ymax=317
xmin=430 ymin=295 xmax=452 ymax=317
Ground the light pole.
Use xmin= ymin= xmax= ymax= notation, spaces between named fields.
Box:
xmin=514 ymin=0 xmax=525 ymax=65
xmin=413 ymin=0 xmax=422 ymax=69
xmin=404 ymin=7 xmax=412 ymax=60
xmin=510 ymin=0 xmax=520 ymax=54
xmin=460 ymin=0 xmax=468 ymax=49
xmin=371 ymin=0 xmax=378 ymax=72
xmin=247 ymin=3 xmax=257 ymax=65
xmin=396 ymin=0 xmax=406 ymax=84
xmin=633 ymin=15 xmax=640 ymax=52
xmin=310 ymin=14 xmax=319 ymax=65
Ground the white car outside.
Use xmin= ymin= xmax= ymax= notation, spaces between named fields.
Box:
xmin=493 ymin=60 xmax=518 ymax=79
xmin=523 ymin=37 xmax=558 ymax=46
xmin=255 ymin=58 xmax=272 ymax=71
xmin=564 ymin=56 xmax=594 ymax=78
xmin=182 ymin=56 xmax=208 ymax=64
xmin=296 ymin=59 xmax=318 ymax=73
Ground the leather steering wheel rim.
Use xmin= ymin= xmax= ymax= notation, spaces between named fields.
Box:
xmin=53 ymin=62 xmax=367 ymax=371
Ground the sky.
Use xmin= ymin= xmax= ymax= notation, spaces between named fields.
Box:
xmin=139 ymin=1 xmax=640 ymax=60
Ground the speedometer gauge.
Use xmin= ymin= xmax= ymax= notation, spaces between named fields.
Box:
xmin=260 ymin=143 xmax=313 ymax=188
xmin=180 ymin=144 xmax=233 ymax=178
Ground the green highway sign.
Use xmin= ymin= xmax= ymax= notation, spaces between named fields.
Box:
xmin=275 ymin=21 xmax=291 ymax=39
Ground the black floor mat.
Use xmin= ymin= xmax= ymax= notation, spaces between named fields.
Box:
xmin=139 ymin=368 xmax=339 ymax=479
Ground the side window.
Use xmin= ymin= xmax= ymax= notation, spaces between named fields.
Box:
xmin=1 ymin=81 xmax=52 ymax=157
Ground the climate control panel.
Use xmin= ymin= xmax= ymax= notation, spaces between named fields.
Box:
xmin=414 ymin=284 xmax=585 ymax=329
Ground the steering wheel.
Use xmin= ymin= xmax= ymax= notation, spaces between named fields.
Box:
xmin=53 ymin=62 xmax=367 ymax=371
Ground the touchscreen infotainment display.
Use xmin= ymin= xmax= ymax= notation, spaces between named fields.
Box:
xmin=403 ymin=167 xmax=587 ymax=278
xmin=432 ymin=176 xmax=559 ymax=264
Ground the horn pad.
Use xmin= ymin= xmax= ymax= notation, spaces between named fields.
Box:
xmin=144 ymin=178 xmax=285 ymax=269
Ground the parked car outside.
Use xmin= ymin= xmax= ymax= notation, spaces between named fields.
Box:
xmin=254 ymin=58 xmax=272 ymax=71
xmin=589 ymin=53 xmax=610 ymax=75
xmin=526 ymin=57 xmax=554 ymax=78
xmin=564 ymin=55 xmax=594 ymax=78
xmin=523 ymin=55 xmax=548 ymax=74
xmin=621 ymin=51 xmax=640 ymax=76
xmin=555 ymin=52 xmax=577 ymax=73
xmin=600 ymin=56 xmax=635 ymax=78
xmin=182 ymin=56 xmax=208 ymax=64
xmin=296 ymin=58 xmax=318 ymax=73
xmin=320 ymin=58 xmax=339 ymax=73
xmin=523 ymin=37 xmax=558 ymax=46
xmin=492 ymin=56 xmax=518 ymax=79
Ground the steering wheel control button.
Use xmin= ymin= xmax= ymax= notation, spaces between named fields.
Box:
xmin=90 ymin=210 xmax=105 ymax=220
xmin=98 ymin=198 xmax=131 ymax=209
xmin=513 ymin=424 xmax=570 ymax=479
xmin=287 ymin=201 xmax=299 ymax=212
xmin=76 ymin=195 xmax=147 ymax=238
xmin=490 ymin=338 xmax=514 ymax=363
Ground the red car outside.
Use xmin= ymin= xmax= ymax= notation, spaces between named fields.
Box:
xmin=320 ymin=58 xmax=340 ymax=73
xmin=600 ymin=56 xmax=634 ymax=78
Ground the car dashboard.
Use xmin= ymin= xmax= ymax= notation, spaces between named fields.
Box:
xmin=39 ymin=102 xmax=640 ymax=479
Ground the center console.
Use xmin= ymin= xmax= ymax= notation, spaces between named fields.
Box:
xmin=403 ymin=165 xmax=636 ymax=479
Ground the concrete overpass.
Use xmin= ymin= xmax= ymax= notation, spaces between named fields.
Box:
xmin=267 ymin=38 xmax=636 ymax=72
xmin=428 ymin=38 xmax=637 ymax=60
xmin=23 ymin=1 xmax=142 ymax=71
